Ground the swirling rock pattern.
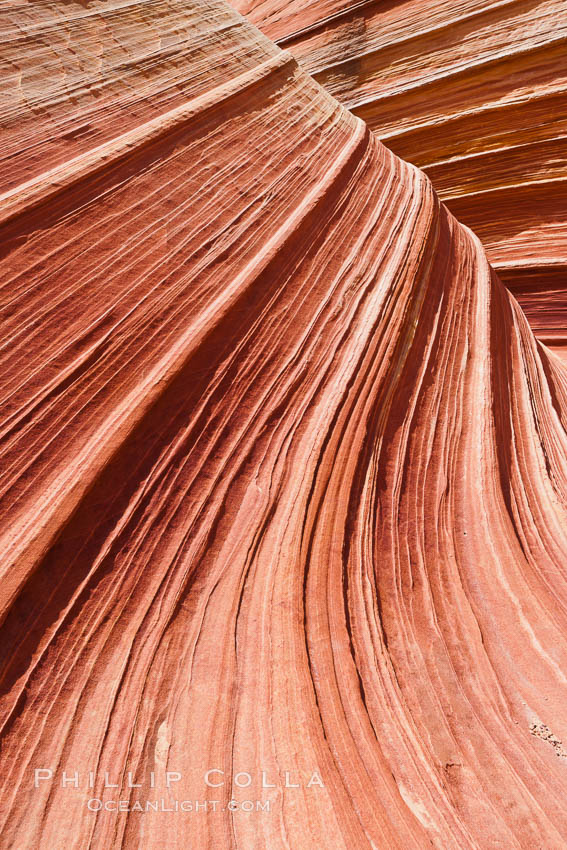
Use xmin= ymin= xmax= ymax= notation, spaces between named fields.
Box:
xmin=1 ymin=1 xmax=567 ymax=848
xmin=234 ymin=0 xmax=567 ymax=356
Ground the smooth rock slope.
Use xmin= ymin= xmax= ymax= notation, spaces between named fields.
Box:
xmin=1 ymin=1 xmax=567 ymax=848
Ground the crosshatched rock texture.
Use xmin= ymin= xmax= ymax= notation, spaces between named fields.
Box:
xmin=1 ymin=1 xmax=567 ymax=849
xmin=234 ymin=0 xmax=567 ymax=357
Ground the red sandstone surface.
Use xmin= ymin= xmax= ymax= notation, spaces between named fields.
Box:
xmin=234 ymin=0 xmax=567 ymax=357
xmin=1 ymin=1 xmax=567 ymax=848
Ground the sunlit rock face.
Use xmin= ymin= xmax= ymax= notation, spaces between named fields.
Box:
xmin=234 ymin=0 xmax=567 ymax=357
xmin=1 ymin=1 xmax=567 ymax=849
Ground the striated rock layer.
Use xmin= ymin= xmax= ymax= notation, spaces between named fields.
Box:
xmin=234 ymin=0 xmax=567 ymax=356
xmin=1 ymin=1 xmax=567 ymax=848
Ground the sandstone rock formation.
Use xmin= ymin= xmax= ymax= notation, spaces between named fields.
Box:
xmin=234 ymin=0 xmax=567 ymax=357
xmin=1 ymin=1 xmax=567 ymax=848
